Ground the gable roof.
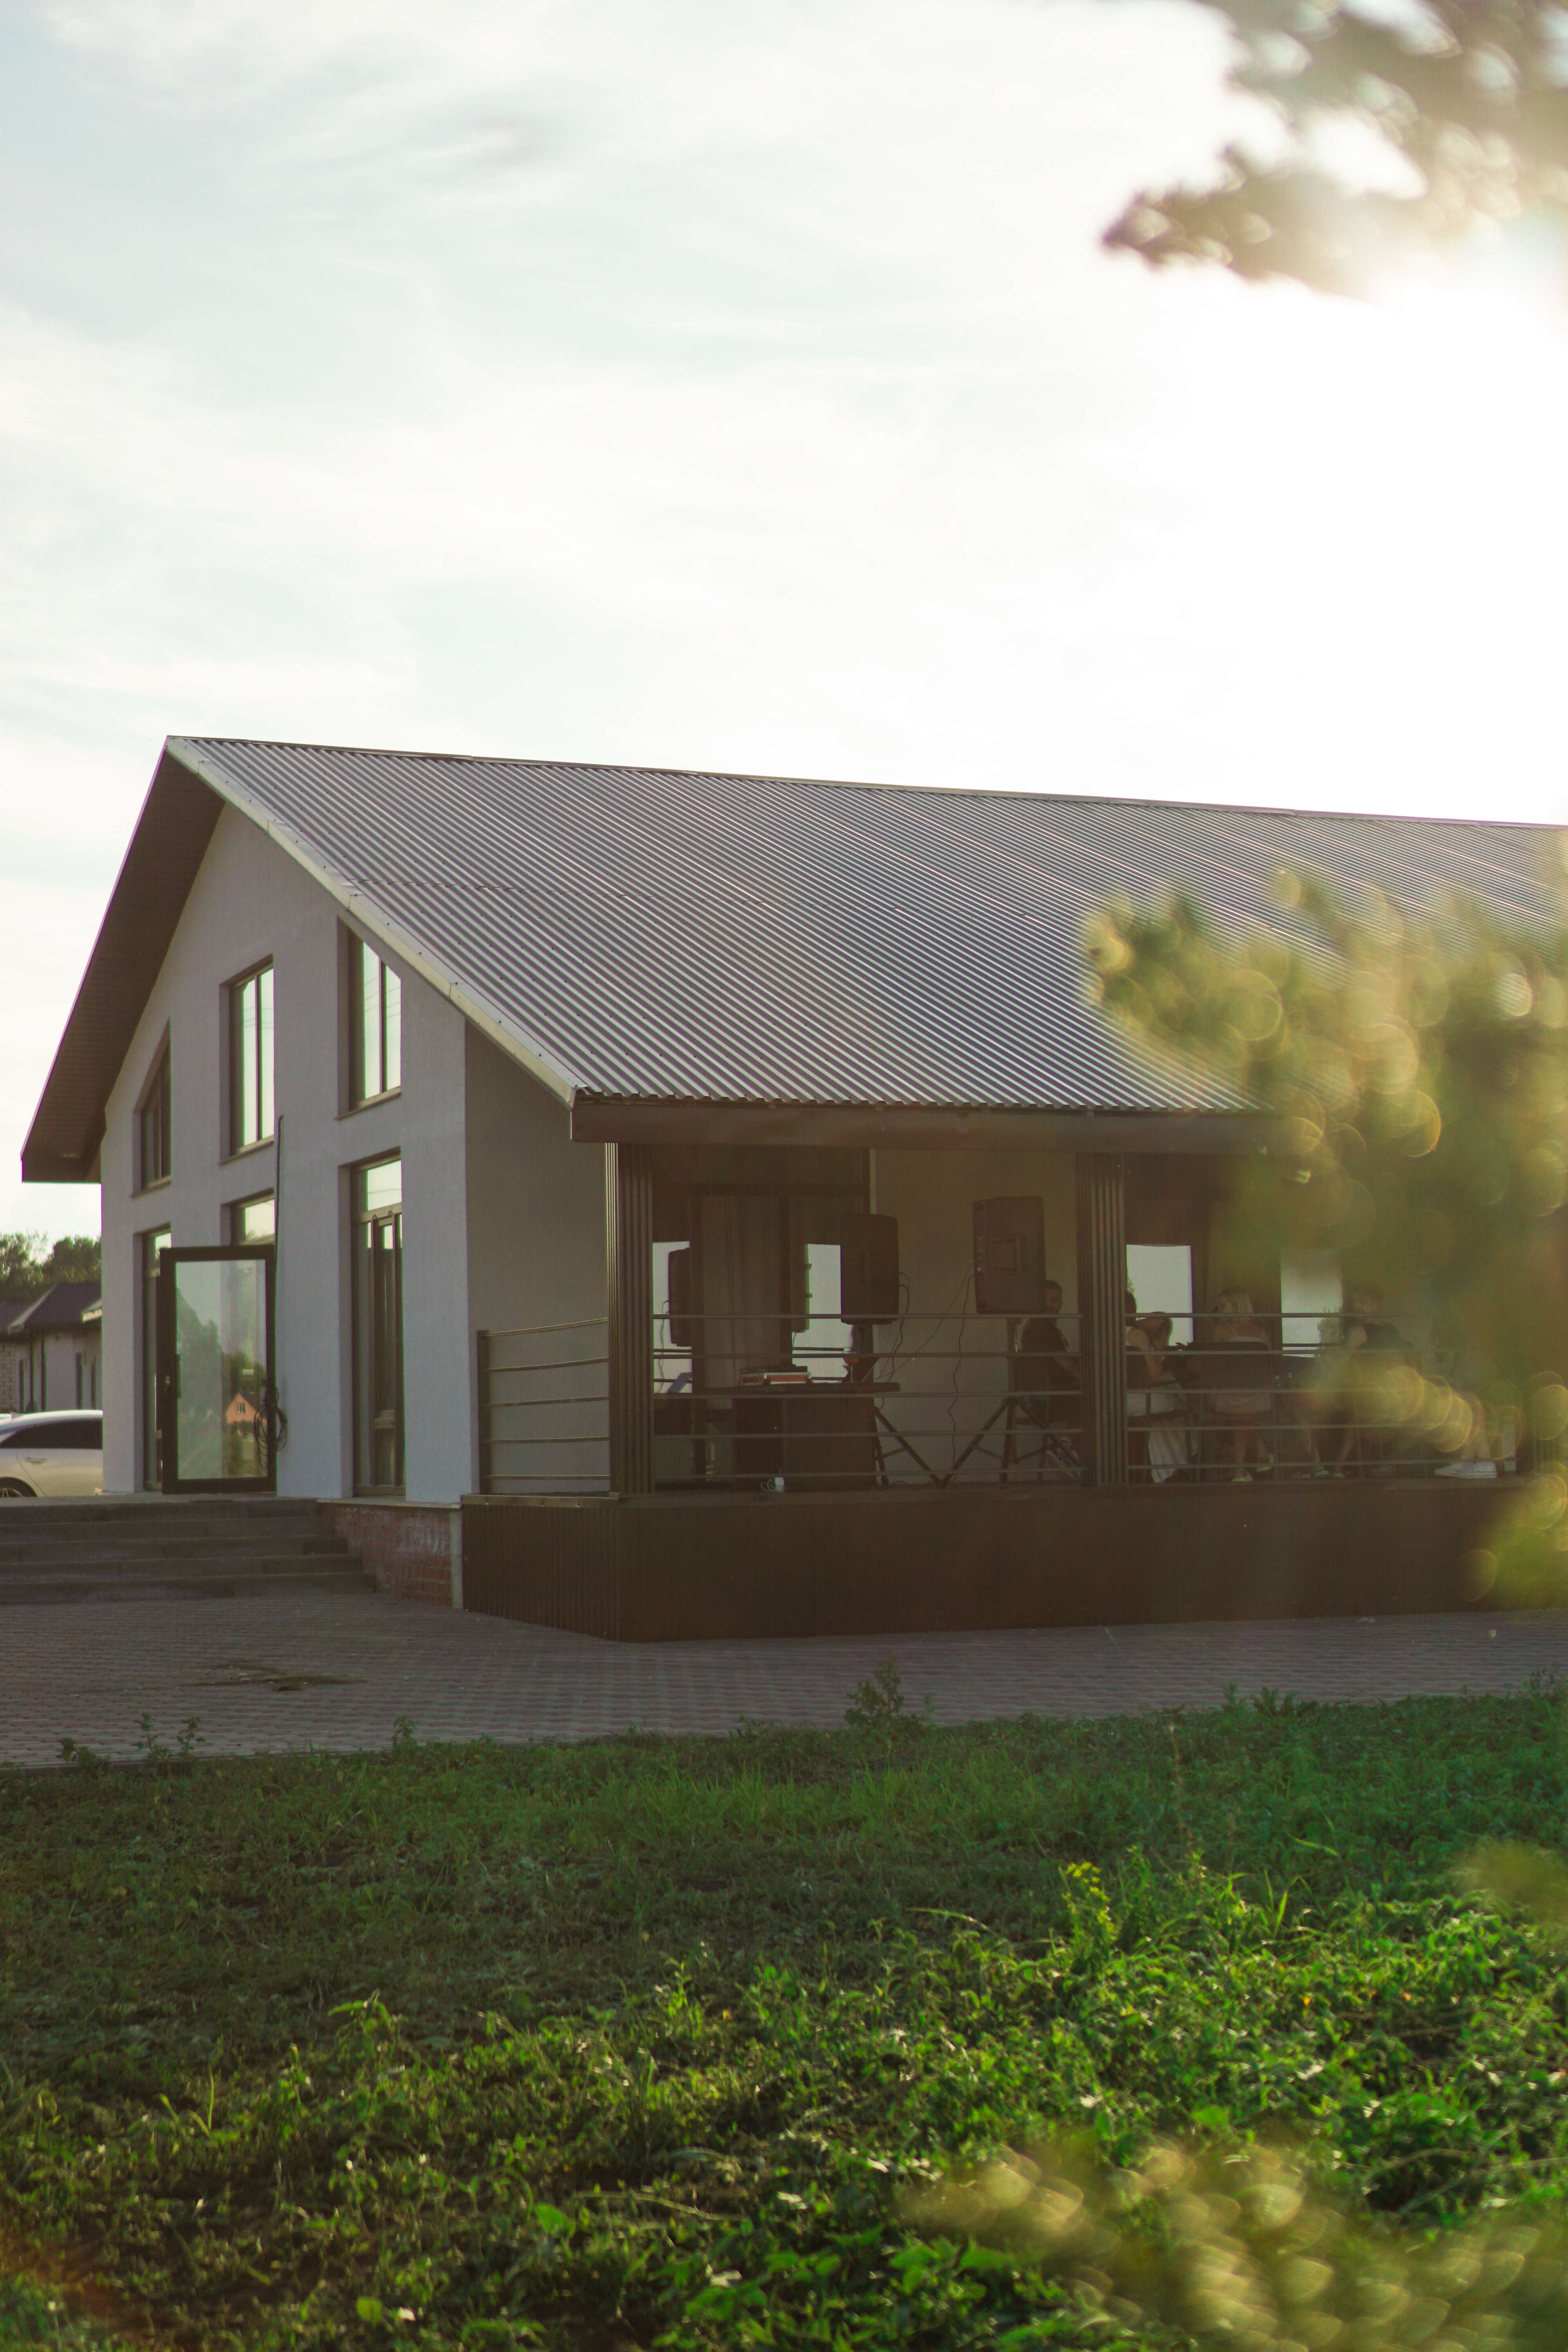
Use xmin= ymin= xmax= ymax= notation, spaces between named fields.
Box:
xmin=5 ymin=1284 xmax=102 ymax=1336
xmin=22 ymin=735 xmax=1562 ymax=1181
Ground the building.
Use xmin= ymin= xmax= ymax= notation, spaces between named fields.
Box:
xmin=1 ymin=1285 xmax=102 ymax=1416
xmin=22 ymin=737 xmax=1551 ymax=1628
xmin=0 ymin=1301 xmax=29 ymax=1415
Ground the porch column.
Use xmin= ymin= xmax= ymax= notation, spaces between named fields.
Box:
xmin=1075 ymin=1152 xmax=1128 ymax=1486
xmin=606 ymin=1142 xmax=654 ymax=1494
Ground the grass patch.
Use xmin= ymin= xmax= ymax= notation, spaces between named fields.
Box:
xmin=0 ymin=2271 xmax=140 ymax=2348
xmin=3 ymin=1687 xmax=1567 ymax=2346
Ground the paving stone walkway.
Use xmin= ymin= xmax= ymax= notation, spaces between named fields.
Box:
xmin=3 ymin=1591 xmax=1567 ymax=1770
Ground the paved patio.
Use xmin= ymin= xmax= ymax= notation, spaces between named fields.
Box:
xmin=3 ymin=1590 xmax=1567 ymax=1770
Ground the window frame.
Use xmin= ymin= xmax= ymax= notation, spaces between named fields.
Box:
xmin=225 ymin=960 xmax=275 ymax=1158
xmin=345 ymin=930 xmax=403 ymax=1112
xmin=225 ymin=1190 xmax=277 ymax=1246
xmin=135 ymin=1033 xmax=172 ymax=1194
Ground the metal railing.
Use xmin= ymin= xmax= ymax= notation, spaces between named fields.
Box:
xmin=651 ymin=1312 xmax=1086 ymax=1491
xmin=1125 ymin=1310 xmax=1519 ymax=1483
xmin=475 ymin=1307 xmax=1525 ymax=1494
xmin=477 ymin=1320 xmax=610 ymax=1494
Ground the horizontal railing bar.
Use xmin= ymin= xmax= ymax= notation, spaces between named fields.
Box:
xmin=487 ymin=1348 xmax=610 ymax=1366
xmin=486 ymin=1374 xmax=611 ymax=1392
xmin=484 ymin=1436 xmax=614 ymax=1447
xmin=479 ymin=1319 xmax=610 ymax=1339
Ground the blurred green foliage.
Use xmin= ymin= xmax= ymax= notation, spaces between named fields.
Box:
xmin=1087 ymin=867 xmax=1568 ymax=1468
xmin=911 ymin=2130 xmax=1568 ymax=2349
xmin=1109 ymin=0 xmax=1568 ymax=296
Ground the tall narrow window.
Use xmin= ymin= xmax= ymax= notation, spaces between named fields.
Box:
xmin=349 ymin=935 xmax=402 ymax=1105
xmin=353 ymin=1156 xmax=404 ymax=1492
xmin=228 ymin=964 xmax=275 ymax=1152
xmin=137 ymin=1041 xmax=172 ymax=1189
xmin=141 ymin=1227 xmax=171 ymax=1488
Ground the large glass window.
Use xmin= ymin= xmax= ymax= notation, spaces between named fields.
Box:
xmin=353 ymin=1156 xmax=404 ymax=1492
xmin=137 ymin=1041 xmax=171 ymax=1190
xmin=349 ymin=935 xmax=402 ymax=1106
xmin=141 ymin=1227 xmax=171 ymax=1488
xmin=228 ymin=964 xmax=275 ymax=1152
xmin=1280 ymin=1248 xmax=1342 ymax=1356
xmin=1125 ymin=1244 xmax=1194 ymax=1347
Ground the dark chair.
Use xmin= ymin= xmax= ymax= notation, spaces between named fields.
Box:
xmin=1001 ymin=1329 xmax=1081 ymax=1481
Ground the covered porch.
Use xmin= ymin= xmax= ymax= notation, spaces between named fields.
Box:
xmin=465 ymin=1104 xmax=1514 ymax=1639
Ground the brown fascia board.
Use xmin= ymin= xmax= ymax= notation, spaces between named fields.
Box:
xmin=21 ymin=753 xmax=221 ymax=1183
xmin=570 ymin=1094 xmax=1278 ymax=1156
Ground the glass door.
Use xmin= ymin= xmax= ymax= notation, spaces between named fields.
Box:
xmin=157 ymin=1247 xmax=276 ymax=1493
xmin=353 ymin=1157 xmax=404 ymax=1492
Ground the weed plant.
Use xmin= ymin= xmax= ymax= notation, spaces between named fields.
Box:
xmin=2 ymin=1686 xmax=1567 ymax=2347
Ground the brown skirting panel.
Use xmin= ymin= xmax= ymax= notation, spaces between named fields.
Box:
xmin=460 ymin=1483 xmax=1513 ymax=1643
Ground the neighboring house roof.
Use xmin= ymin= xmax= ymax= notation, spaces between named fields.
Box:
xmin=0 ymin=1298 xmax=30 ymax=1338
xmin=21 ymin=735 xmax=1563 ymax=1181
xmin=5 ymin=1284 xmax=103 ymax=1336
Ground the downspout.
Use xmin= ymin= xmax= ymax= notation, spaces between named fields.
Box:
xmin=268 ymin=1113 xmax=289 ymax=1479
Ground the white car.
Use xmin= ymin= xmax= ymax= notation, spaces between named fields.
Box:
xmin=0 ymin=1410 xmax=105 ymax=1497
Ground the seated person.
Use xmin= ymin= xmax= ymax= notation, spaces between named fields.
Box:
xmin=1125 ymin=1288 xmax=1158 ymax=1472
xmin=1327 ymin=1286 xmax=1410 ymax=1471
xmin=1014 ymin=1280 xmax=1080 ymax=1430
xmin=1345 ymin=1287 xmax=1406 ymax=1355
xmin=1203 ymin=1290 xmax=1276 ymax=1480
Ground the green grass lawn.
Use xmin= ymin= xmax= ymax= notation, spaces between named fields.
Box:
xmin=3 ymin=1682 xmax=1568 ymax=2349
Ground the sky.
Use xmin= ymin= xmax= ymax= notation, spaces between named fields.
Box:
xmin=4 ymin=0 xmax=1568 ymax=1242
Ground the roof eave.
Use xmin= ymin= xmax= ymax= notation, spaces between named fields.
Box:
xmin=22 ymin=755 xmax=222 ymax=1184
xmin=570 ymin=1094 xmax=1279 ymax=1156
xmin=166 ymin=739 xmax=583 ymax=1111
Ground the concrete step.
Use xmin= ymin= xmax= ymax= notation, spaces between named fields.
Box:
xmin=0 ymin=1495 xmax=371 ymax=1604
xmin=0 ymin=1527 xmax=351 ymax=1564
xmin=0 ymin=1495 xmax=328 ymax=1525
xmin=0 ymin=1560 xmax=372 ymax=1605
xmin=0 ymin=1550 xmax=366 ymax=1584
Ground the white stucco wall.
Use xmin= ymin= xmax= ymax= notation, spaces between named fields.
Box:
xmin=464 ymin=1028 xmax=607 ymax=1492
xmin=100 ymin=803 xmax=474 ymax=1501
xmin=870 ymin=1147 xmax=1078 ymax=1483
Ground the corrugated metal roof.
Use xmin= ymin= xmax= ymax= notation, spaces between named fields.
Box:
xmin=169 ymin=739 xmax=1560 ymax=1118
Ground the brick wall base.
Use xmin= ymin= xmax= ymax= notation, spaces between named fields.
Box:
xmin=322 ymin=1502 xmax=461 ymax=1607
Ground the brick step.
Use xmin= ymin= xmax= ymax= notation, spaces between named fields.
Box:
xmin=0 ymin=1561 xmax=372 ymax=1606
xmin=0 ymin=1527 xmax=350 ymax=1564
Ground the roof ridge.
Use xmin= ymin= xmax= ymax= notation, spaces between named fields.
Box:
xmin=175 ymin=737 xmax=1554 ymax=837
